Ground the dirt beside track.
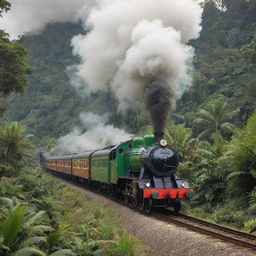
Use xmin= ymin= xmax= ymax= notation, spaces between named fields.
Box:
xmin=66 ymin=182 xmax=256 ymax=256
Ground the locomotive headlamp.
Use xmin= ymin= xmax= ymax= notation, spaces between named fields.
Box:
xmin=146 ymin=182 xmax=150 ymax=188
xmin=160 ymin=139 xmax=167 ymax=147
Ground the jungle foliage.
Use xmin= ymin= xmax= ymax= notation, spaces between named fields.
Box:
xmin=0 ymin=0 xmax=32 ymax=117
xmin=2 ymin=0 xmax=256 ymax=234
xmin=0 ymin=124 xmax=144 ymax=255
xmin=0 ymin=169 xmax=143 ymax=255
xmin=0 ymin=4 xmax=147 ymax=255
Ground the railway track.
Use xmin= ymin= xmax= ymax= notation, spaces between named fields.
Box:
xmin=152 ymin=211 xmax=256 ymax=251
xmin=49 ymin=172 xmax=256 ymax=251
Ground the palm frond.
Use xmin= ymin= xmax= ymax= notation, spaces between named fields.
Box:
xmin=193 ymin=117 xmax=211 ymax=125
xmin=199 ymin=109 xmax=215 ymax=123
xmin=226 ymin=171 xmax=248 ymax=181
xmin=198 ymin=129 xmax=211 ymax=140
xmin=49 ymin=249 xmax=75 ymax=256
xmin=221 ymin=122 xmax=236 ymax=132
xmin=21 ymin=236 xmax=47 ymax=247
xmin=1 ymin=206 xmax=25 ymax=246
xmin=30 ymin=225 xmax=55 ymax=235
xmin=0 ymin=197 xmax=14 ymax=208
xmin=12 ymin=247 xmax=47 ymax=256
xmin=24 ymin=211 xmax=46 ymax=228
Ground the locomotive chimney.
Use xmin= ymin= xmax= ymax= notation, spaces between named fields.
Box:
xmin=153 ymin=131 xmax=164 ymax=144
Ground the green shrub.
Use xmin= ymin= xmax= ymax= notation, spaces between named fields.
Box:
xmin=108 ymin=231 xmax=134 ymax=256
xmin=244 ymin=218 xmax=256 ymax=233
xmin=98 ymin=221 xmax=114 ymax=240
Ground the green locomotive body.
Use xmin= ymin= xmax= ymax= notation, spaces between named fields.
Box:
xmin=90 ymin=135 xmax=155 ymax=184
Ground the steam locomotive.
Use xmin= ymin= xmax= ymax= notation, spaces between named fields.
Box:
xmin=40 ymin=133 xmax=193 ymax=213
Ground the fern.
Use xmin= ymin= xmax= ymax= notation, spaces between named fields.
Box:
xmin=12 ymin=247 xmax=47 ymax=256
xmin=49 ymin=249 xmax=75 ymax=256
xmin=1 ymin=205 xmax=25 ymax=246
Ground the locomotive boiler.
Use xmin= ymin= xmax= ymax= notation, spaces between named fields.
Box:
xmin=42 ymin=134 xmax=193 ymax=213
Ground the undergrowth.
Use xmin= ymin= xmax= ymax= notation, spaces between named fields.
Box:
xmin=0 ymin=168 xmax=149 ymax=255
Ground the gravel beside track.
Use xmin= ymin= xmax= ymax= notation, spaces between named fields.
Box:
xmin=61 ymin=181 xmax=256 ymax=256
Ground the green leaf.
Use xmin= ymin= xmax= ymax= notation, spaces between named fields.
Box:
xmin=49 ymin=249 xmax=75 ymax=256
xmin=1 ymin=205 xmax=25 ymax=246
xmin=12 ymin=247 xmax=47 ymax=256
xmin=21 ymin=236 xmax=47 ymax=247
xmin=30 ymin=225 xmax=55 ymax=235
xmin=24 ymin=211 xmax=46 ymax=228
xmin=0 ymin=197 xmax=14 ymax=208
xmin=226 ymin=171 xmax=248 ymax=181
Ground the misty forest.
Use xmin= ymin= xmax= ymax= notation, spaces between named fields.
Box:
xmin=0 ymin=0 xmax=256 ymax=255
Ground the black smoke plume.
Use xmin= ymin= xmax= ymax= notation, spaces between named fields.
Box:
xmin=144 ymin=76 xmax=175 ymax=135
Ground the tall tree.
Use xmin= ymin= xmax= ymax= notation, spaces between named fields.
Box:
xmin=0 ymin=0 xmax=33 ymax=116
xmin=0 ymin=122 xmax=32 ymax=177
xmin=193 ymin=98 xmax=238 ymax=140
xmin=221 ymin=111 xmax=256 ymax=195
xmin=0 ymin=0 xmax=10 ymax=17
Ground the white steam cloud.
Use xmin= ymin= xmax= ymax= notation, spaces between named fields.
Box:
xmin=51 ymin=112 xmax=132 ymax=155
xmin=1 ymin=0 xmax=203 ymax=152
xmin=0 ymin=0 xmax=96 ymax=39
xmin=71 ymin=0 xmax=202 ymax=132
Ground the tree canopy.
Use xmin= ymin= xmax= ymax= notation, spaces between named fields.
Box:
xmin=0 ymin=0 xmax=32 ymax=116
xmin=0 ymin=0 xmax=10 ymax=17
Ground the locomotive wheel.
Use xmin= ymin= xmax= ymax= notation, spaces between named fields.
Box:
xmin=124 ymin=194 xmax=130 ymax=204
xmin=138 ymin=201 xmax=144 ymax=211
xmin=131 ymin=198 xmax=138 ymax=208
xmin=173 ymin=201 xmax=181 ymax=213
xmin=145 ymin=198 xmax=153 ymax=214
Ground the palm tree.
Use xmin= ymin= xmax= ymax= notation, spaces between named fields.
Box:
xmin=198 ymin=133 xmax=227 ymax=160
xmin=0 ymin=122 xmax=32 ymax=177
xmin=164 ymin=121 xmax=192 ymax=153
xmin=193 ymin=98 xmax=238 ymax=140
xmin=220 ymin=111 xmax=256 ymax=195
xmin=0 ymin=203 xmax=75 ymax=256
xmin=0 ymin=204 xmax=52 ymax=253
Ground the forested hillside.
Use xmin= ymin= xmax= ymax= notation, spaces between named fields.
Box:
xmin=177 ymin=0 xmax=256 ymax=130
xmin=5 ymin=22 xmax=143 ymax=147
xmin=6 ymin=23 xmax=86 ymax=146
xmin=5 ymin=0 xmax=256 ymax=149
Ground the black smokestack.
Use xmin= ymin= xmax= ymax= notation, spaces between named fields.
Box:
xmin=144 ymin=76 xmax=175 ymax=141
xmin=153 ymin=132 xmax=164 ymax=144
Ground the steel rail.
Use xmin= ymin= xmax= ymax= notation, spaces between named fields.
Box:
xmin=152 ymin=212 xmax=256 ymax=251
xmin=178 ymin=213 xmax=256 ymax=240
